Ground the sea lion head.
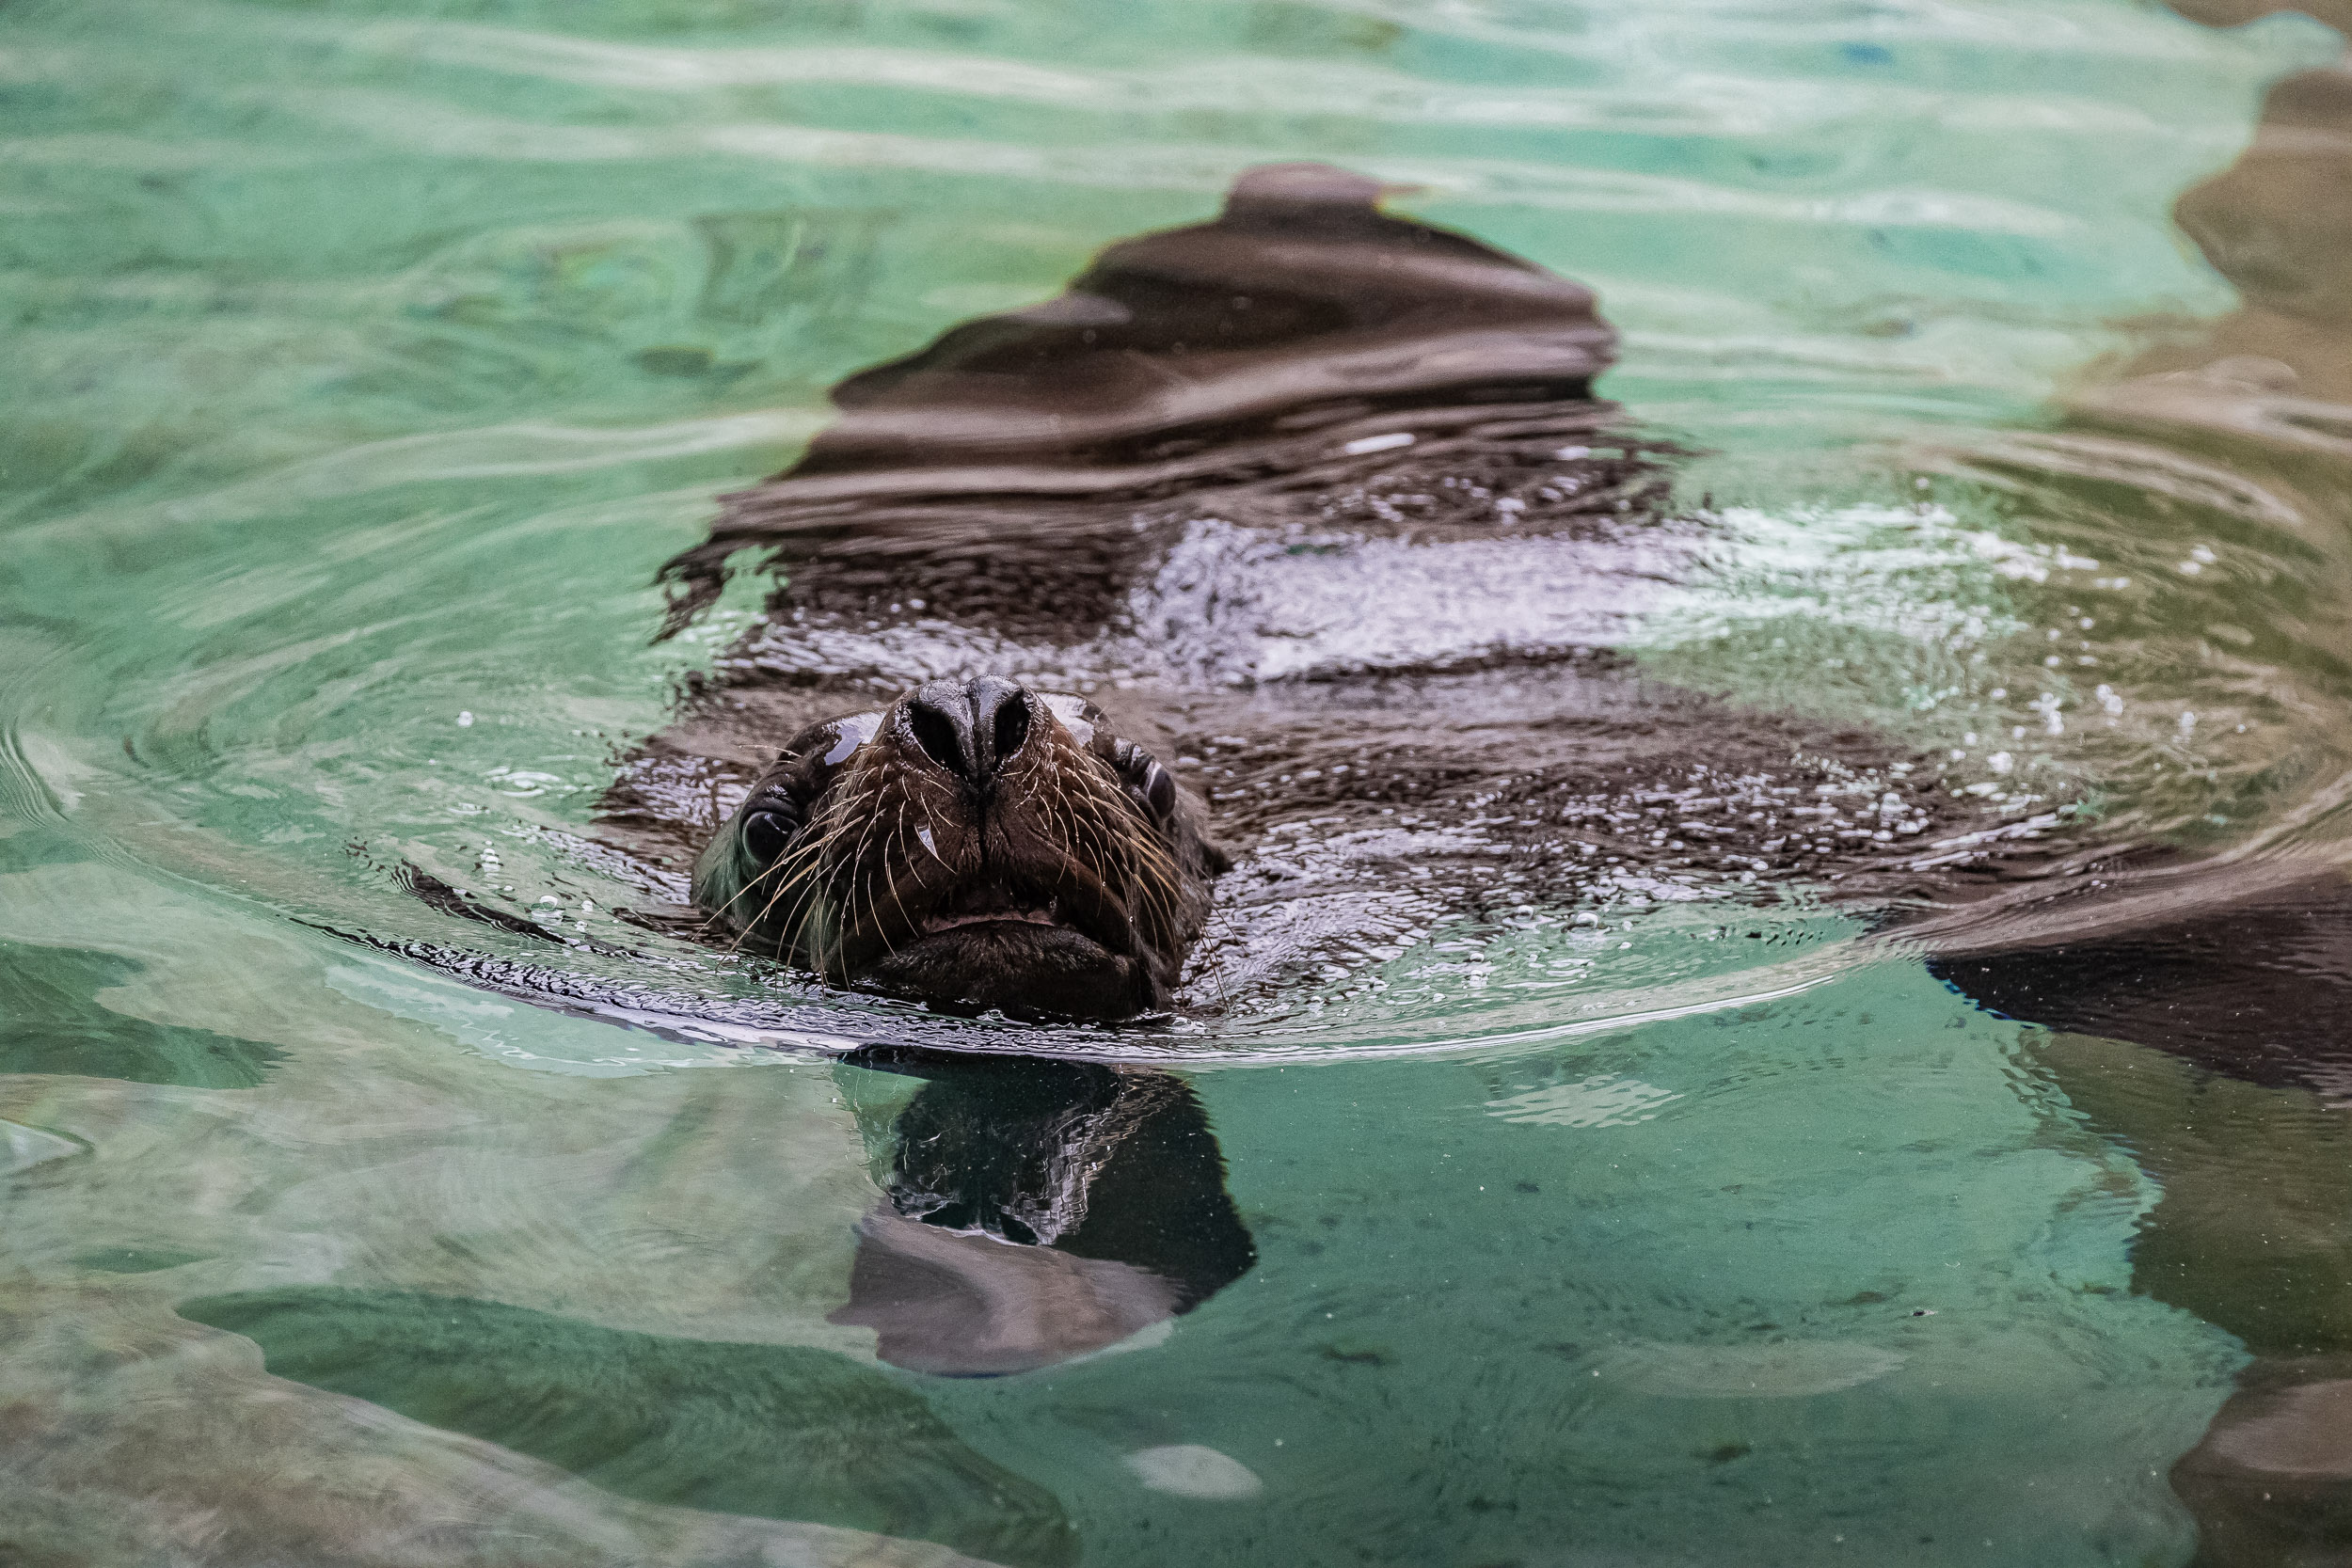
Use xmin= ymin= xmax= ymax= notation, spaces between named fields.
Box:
xmin=694 ymin=677 xmax=1225 ymax=1019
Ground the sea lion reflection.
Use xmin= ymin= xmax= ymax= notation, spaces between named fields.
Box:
xmin=831 ymin=1052 xmax=1255 ymax=1375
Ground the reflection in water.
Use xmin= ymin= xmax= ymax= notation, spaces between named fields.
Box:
xmin=1942 ymin=881 xmax=2352 ymax=1560
xmin=834 ymin=1051 xmax=1254 ymax=1375
xmin=2010 ymin=1031 xmax=2352 ymax=1567
xmin=2121 ymin=36 xmax=2352 ymax=404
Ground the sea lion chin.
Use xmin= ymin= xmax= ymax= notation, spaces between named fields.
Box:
xmin=692 ymin=676 xmax=1226 ymax=1021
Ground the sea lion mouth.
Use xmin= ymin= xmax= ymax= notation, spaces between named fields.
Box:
xmin=866 ymin=877 xmax=1140 ymax=1019
xmin=915 ymin=881 xmax=1070 ymax=939
xmin=897 ymin=869 xmax=1136 ymax=979
xmin=918 ymin=906 xmax=1063 ymax=936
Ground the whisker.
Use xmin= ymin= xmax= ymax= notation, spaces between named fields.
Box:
xmin=737 ymin=809 xmax=856 ymax=960
xmin=827 ymin=770 xmax=895 ymax=981
xmin=879 ymin=800 xmax=921 ymax=957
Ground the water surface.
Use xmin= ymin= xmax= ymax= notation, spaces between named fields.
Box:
xmin=7 ymin=0 xmax=2352 ymax=1561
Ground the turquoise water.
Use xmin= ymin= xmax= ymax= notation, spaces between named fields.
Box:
xmin=8 ymin=0 xmax=2352 ymax=1561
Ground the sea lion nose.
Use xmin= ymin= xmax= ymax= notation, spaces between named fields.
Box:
xmin=903 ymin=676 xmax=1034 ymax=784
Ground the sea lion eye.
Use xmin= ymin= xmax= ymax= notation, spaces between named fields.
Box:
xmin=741 ymin=809 xmax=797 ymax=863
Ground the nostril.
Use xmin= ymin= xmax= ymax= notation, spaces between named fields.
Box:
xmin=992 ymin=697 xmax=1030 ymax=764
xmin=908 ymin=703 xmax=968 ymax=775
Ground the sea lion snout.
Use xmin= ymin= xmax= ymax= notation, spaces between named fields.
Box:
xmin=692 ymin=680 xmax=1222 ymax=1020
xmin=899 ymin=675 xmax=1037 ymax=790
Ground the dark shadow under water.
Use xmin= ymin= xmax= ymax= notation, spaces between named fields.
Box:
xmin=833 ymin=1051 xmax=1255 ymax=1376
xmin=176 ymin=1286 xmax=1083 ymax=1567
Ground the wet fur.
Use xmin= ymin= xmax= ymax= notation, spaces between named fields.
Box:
xmin=694 ymin=690 xmax=1224 ymax=1018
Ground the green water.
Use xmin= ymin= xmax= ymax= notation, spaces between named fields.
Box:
xmin=7 ymin=0 xmax=2352 ymax=1561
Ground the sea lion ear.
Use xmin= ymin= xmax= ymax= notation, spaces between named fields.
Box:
xmin=1110 ymin=738 xmax=1178 ymax=822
